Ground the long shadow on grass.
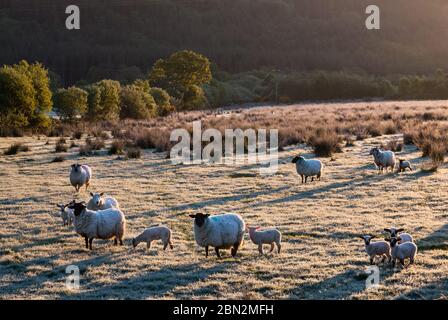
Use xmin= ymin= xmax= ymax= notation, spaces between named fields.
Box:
xmin=416 ymin=223 xmax=448 ymax=252
xmin=62 ymin=261 xmax=232 ymax=299
xmin=397 ymin=277 xmax=448 ymax=300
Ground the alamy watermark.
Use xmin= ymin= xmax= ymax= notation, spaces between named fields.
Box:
xmin=65 ymin=265 xmax=80 ymax=290
xmin=365 ymin=266 xmax=380 ymax=289
xmin=170 ymin=121 xmax=278 ymax=176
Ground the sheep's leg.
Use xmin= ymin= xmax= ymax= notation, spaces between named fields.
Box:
xmin=258 ymin=244 xmax=264 ymax=255
xmin=215 ymin=247 xmax=221 ymax=258
xmin=269 ymin=243 xmax=275 ymax=252
xmin=169 ymin=241 xmax=174 ymax=250
xmin=146 ymin=241 xmax=151 ymax=250
xmin=370 ymin=257 xmax=374 ymax=265
xmin=231 ymin=242 xmax=240 ymax=257
xmin=311 ymin=177 xmax=314 ymax=182
xmin=317 ymin=172 xmax=321 ymax=181
xmin=304 ymin=176 xmax=308 ymax=184
xmin=301 ymin=175 xmax=304 ymax=183
xmin=163 ymin=242 xmax=168 ymax=251
xmin=399 ymin=259 xmax=405 ymax=268
xmin=85 ymin=181 xmax=90 ymax=191
xmin=277 ymin=243 xmax=281 ymax=254
xmin=114 ymin=238 xmax=118 ymax=246
xmin=381 ymin=255 xmax=386 ymax=263
xmin=89 ymin=238 xmax=93 ymax=250
xmin=205 ymin=246 xmax=209 ymax=258
xmin=84 ymin=236 xmax=88 ymax=249
xmin=119 ymin=238 xmax=123 ymax=246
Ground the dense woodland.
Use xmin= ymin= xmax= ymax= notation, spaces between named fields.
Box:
xmin=2 ymin=0 xmax=448 ymax=85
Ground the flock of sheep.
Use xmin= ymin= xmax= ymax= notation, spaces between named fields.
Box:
xmin=58 ymin=146 xmax=417 ymax=268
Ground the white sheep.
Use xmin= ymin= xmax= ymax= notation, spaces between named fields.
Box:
xmin=132 ymin=225 xmax=173 ymax=251
xmin=189 ymin=212 xmax=245 ymax=258
xmin=384 ymin=227 xmax=413 ymax=244
xmin=398 ymin=159 xmax=413 ymax=172
xmin=67 ymin=201 xmax=126 ymax=250
xmin=369 ymin=148 xmax=396 ymax=174
xmin=87 ymin=192 xmax=119 ymax=211
xmin=388 ymin=237 xmax=418 ymax=268
xmin=70 ymin=164 xmax=92 ymax=192
xmin=247 ymin=226 xmax=281 ymax=254
xmin=291 ymin=155 xmax=323 ymax=183
xmin=57 ymin=203 xmax=74 ymax=226
xmin=360 ymin=235 xmax=391 ymax=265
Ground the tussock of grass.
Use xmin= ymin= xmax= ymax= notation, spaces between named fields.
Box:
xmin=4 ymin=143 xmax=29 ymax=155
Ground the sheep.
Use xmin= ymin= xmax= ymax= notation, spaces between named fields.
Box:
xmin=387 ymin=237 xmax=418 ymax=268
xmin=247 ymin=226 xmax=281 ymax=254
xmin=384 ymin=227 xmax=413 ymax=244
xmin=87 ymin=192 xmax=119 ymax=211
xmin=369 ymin=147 xmax=396 ymax=174
xmin=70 ymin=164 xmax=92 ymax=192
xmin=291 ymin=155 xmax=323 ymax=183
xmin=360 ymin=235 xmax=391 ymax=265
xmin=132 ymin=225 xmax=173 ymax=251
xmin=57 ymin=203 xmax=74 ymax=226
xmin=398 ymin=159 xmax=413 ymax=172
xmin=189 ymin=212 xmax=245 ymax=258
xmin=67 ymin=201 xmax=126 ymax=250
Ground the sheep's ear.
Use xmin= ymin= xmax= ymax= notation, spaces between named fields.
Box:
xmin=71 ymin=164 xmax=75 ymax=168
xmin=204 ymin=214 xmax=210 ymax=218
xmin=90 ymin=192 xmax=94 ymax=197
xmin=100 ymin=192 xmax=104 ymax=196
xmin=397 ymin=228 xmax=404 ymax=233
xmin=189 ymin=214 xmax=196 ymax=218
xmin=370 ymin=235 xmax=376 ymax=240
xmin=384 ymin=228 xmax=391 ymax=233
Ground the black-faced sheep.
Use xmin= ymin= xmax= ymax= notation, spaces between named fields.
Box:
xmin=291 ymin=155 xmax=323 ymax=183
xmin=360 ymin=235 xmax=391 ymax=265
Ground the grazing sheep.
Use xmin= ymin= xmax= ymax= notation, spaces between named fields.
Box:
xmin=67 ymin=201 xmax=126 ymax=250
xmin=57 ymin=204 xmax=74 ymax=226
xmin=291 ymin=155 xmax=323 ymax=183
xmin=360 ymin=235 xmax=391 ymax=265
xmin=369 ymin=148 xmax=396 ymax=174
xmin=388 ymin=237 xmax=418 ymax=268
xmin=247 ymin=226 xmax=281 ymax=254
xmin=87 ymin=192 xmax=119 ymax=211
xmin=398 ymin=159 xmax=413 ymax=172
xmin=384 ymin=227 xmax=413 ymax=244
xmin=132 ymin=225 xmax=173 ymax=251
xmin=70 ymin=164 xmax=92 ymax=192
xmin=189 ymin=212 xmax=245 ymax=258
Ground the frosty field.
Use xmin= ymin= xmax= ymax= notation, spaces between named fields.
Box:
xmin=1 ymin=102 xmax=448 ymax=300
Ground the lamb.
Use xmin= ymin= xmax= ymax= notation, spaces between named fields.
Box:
xmin=132 ymin=225 xmax=173 ymax=251
xmin=87 ymin=192 xmax=119 ymax=211
xmin=369 ymin=147 xmax=396 ymax=174
xmin=388 ymin=237 xmax=418 ymax=268
xmin=398 ymin=159 xmax=413 ymax=172
xmin=247 ymin=226 xmax=281 ymax=254
xmin=189 ymin=212 xmax=245 ymax=258
xmin=291 ymin=155 xmax=323 ymax=183
xmin=360 ymin=235 xmax=391 ymax=265
xmin=57 ymin=203 xmax=74 ymax=226
xmin=70 ymin=164 xmax=92 ymax=192
xmin=384 ymin=227 xmax=413 ymax=244
xmin=67 ymin=201 xmax=126 ymax=250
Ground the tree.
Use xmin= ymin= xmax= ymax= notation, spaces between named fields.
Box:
xmin=149 ymin=50 xmax=212 ymax=104
xmin=149 ymin=87 xmax=174 ymax=116
xmin=54 ymin=86 xmax=88 ymax=121
xmin=182 ymin=84 xmax=208 ymax=110
xmin=86 ymin=80 xmax=121 ymax=121
xmin=120 ymin=85 xmax=156 ymax=119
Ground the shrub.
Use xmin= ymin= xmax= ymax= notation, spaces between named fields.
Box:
xmin=55 ymin=142 xmax=68 ymax=153
xmin=85 ymin=137 xmax=105 ymax=150
xmin=149 ymin=87 xmax=175 ymax=116
xmin=54 ymin=86 xmax=88 ymax=121
xmin=429 ymin=142 xmax=445 ymax=164
xmin=120 ymin=85 xmax=156 ymax=119
xmin=126 ymin=147 xmax=141 ymax=159
xmin=4 ymin=143 xmax=29 ymax=155
xmin=72 ymin=130 xmax=83 ymax=140
xmin=109 ymin=140 xmax=125 ymax=155
xmin=382 ymin=139 xmax=403 ymax=152
xmin=309 ymin=131 xmax=342 ymax=157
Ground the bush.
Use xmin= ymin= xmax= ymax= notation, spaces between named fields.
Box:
xmin=109 ymin=140 xmax=125 ymax=155
xmin=382 ymin=139 xmax=403 ymax=152
xmin=126 ymin=147 xmax=141 ymax=159
xmin=54 ymin=86 xmax=88 ymax=121
xmin=429 ymin=142 xmax=445 ymax=164
xmin=4 ymin=143 xmax=29 ymax=155
xmin=85 ymin=137 xmax=105 ymax=150
xmin=72 ymin=130 xmax=83 ymax=140
xmin=120 ymin=85 xmax=157 ymax=119
xmin=309 ymin=131 xmax=342 ymax=157
xmin=149 ymin=87 xmax=175 ymax=116
xmin=55 ymin=141 xmax=68 ymax=153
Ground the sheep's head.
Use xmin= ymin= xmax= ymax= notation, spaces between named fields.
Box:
xmin=360 ymin=235 xmax=376 ymax=245
xmin=189 ymin=212 xmax=210 ymax=227
xmin=90 ymin=192 xmax=105 ymax=207
xmin=384 ymin=228 xmax=404 ymax=238
xmin=57 ymin=204 xmax=66 ymax=212
xmin=71 ymin=163 xmax=81 ymax=173
xmin=246 ymin=226 xmax=261 ymax=233
xmin=388 ymin=237 xmax=401 ymax=247
xmin=291 ymin=156 xmax=304 ymax=163
xmin=369 ymin=148 xmax=379 ymax=156
xmin=67 ymin=201 xmax=87 ymax=216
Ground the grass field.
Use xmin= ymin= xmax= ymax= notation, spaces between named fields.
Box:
xmin=1 ymin=101 xmax=448 ymax=300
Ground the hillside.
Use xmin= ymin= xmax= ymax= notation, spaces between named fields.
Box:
xmin=2 ymin=0 xmax=448 ymax=84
